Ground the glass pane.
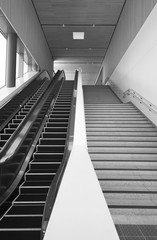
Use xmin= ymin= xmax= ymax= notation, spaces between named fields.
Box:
xmin=0 ymin=32 xmax=6 ymax=88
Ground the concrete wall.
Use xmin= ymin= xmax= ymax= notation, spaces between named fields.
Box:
xmin=0 ymin=0 xmax=53 ymax=75
xmin=103 ymin=0 xmax=157 ymax=105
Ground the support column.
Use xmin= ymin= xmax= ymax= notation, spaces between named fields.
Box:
xmin=18 ymin=53 xmax=24 ymax=78
xmin=5 ymin=33 xmax=17 ymax=87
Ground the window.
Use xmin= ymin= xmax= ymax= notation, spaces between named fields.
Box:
xmin=0 ymin=32 xmax=6 ymax=88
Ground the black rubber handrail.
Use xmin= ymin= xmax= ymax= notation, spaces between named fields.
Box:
xmin=0 ymin=70 xmax=50 ymax=132
xmin=0 ymin=70 xmax=65 ymax=205
xmin=41 ymin=70 xmax=78 ymax=239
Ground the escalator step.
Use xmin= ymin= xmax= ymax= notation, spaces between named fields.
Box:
xmin=0 ymin=216 xmax=42 ymax=228
xmin=44 ymin=127 xmax=67 ymax=132
xmin=5 ymin=128 xmax=15 ymax=134
xmin=33 ymin=152 xmax=63 ymax=161
xmin=30 ymin=162 xmax=60 ymax=170
xmin=39 ymin=138 xmax=66 ymax=145
xmin=20 ymin=186 xmax=49 ymax=194
xmin=42 ymin=133 xmax=67 ymax=138
xmin=12 ymin=119 xmax=22 ymax=124
xmin=36 ymin=145 xmax=65 ymax=153
xmin=48 ymin=118 xmax=68 ymax=122
xmin=28 ymin=169 xmax=57 ymax=173
xmin=0 ymin=230 xmax=41 ymax=240
xmin=22 ymin=181 xmax=52 ymax=187
xmin=46 ymin=123 xmax=68 ymax=127
xmin=16 ymin=115 xmax=25 ymax=119
xmin=7 ymin=205 xmax=44 ymax=215
xmin=0 ymin=140 xmax=6 ymax=147
xmin=15 ymin=194 xmax=47 ymax=202
xmin=25 ymin=173 xmax=55 ymax=181
xmin=49 ymin=114 xmax=69 ymax=118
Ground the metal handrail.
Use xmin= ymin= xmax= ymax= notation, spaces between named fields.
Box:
xmin=0 ymin=70 xmax=65 ymax=205
xmin=41 ymin=70 xmax=78 ymax=239
xmin=123 ymin=88 xmax=157 ymax=113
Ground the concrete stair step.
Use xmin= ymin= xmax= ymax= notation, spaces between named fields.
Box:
xmin=86 ymin=117 xmax=147 ymax=120
xmin=87 ymin=136 xmax=157 ymax=141
xmin=90 ymin=153 xmax=157 ymax=161
xmin=88 ymin=141 xmax=157 ymax=147
xmin=85 ymin=110 xmax=140 ymax=113
xmin=105 ymin=193 xmax=157 ymax=207
xmin=86 ymin=124 xmax=153 ymax=128
xmin=110 ymin=208 xmax=157 ymax=224
xmin=99 ymin=180 xmax=157 ymax=192
xmin=85 ymin=104 xmax=132 ymax=106
xmin=86 ymin=127 xmax=155 ymax=132
xmin=88 ymin=147 xmax=157 ymax=154
xmin=87 ymin=131 xmax=157 ymax=136
xmin=86 ymin=120 xmax=150 ymax=124
xmin=92 ymin=161 xmax=157 ymax=170
xmin=96 ymin=169 xmax=157 ymax=180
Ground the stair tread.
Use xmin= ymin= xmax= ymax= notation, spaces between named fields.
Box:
xmin=88 ymin=147 xmax=157 ymax=153
xmin=88 ymin=142 xmax=157 ymax=147
xmin=90 ymin=153 xmax=157 ymax=160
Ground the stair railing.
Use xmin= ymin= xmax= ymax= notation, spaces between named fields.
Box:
xmin=41 ymin=70 xmax=78 ymax=239
xmin=107 ymin=79 xmax=157 ymax=126
xmin=0 ymin=70 xmax=65 ymax=205
xmin=123 ymin=88 xmax=157 ymax=114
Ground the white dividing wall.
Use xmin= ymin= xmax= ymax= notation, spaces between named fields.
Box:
xmin=0 ymin=0 xmax=53 ymax=75
xmin=44 ymin=72 xmax=119 ymax=240
xmin=103 ymin=0 xmax=157 ymax=106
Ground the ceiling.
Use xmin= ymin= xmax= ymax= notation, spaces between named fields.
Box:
xmin=32 ymin=0 xmax=126 ymax=84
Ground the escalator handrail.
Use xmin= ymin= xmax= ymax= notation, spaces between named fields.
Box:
xmin=0 ymin=70 xmax=63 ymax=165
xmin=41 ymin=70 xmax=78 ymax=239
xmin=0 ymin=69 xmax=50 ymax=132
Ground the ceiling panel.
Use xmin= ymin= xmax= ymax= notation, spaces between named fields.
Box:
xmin=51 ymin=49 xmax=106 ymax=58
xmin=33 ymin=0 xmax=125 ymax=25
xmin=43 ymin=26 xmax=114 ymax=49
xmin=54 ymin=57 xmax=103 ymax=63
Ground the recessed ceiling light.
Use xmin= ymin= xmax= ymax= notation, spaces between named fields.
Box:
xmin=73 ymin=32 xmax=84 ymax=40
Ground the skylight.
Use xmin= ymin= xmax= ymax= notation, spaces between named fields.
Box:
xmin=73 ymin=32 xmax=84 ymax=40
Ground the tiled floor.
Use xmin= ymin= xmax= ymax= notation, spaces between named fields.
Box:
xmin=116 ymin=224 xmax=157 ymax=240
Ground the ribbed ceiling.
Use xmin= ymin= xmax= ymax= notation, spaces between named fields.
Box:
xmin=32 ymin=0 xmax=125 ymax=84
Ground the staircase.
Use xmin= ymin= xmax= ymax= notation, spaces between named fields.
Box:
xmin=0 ymin=81 xmax=74 ymax=240
xmin=84 ymin=86 xmax=157 ymax=239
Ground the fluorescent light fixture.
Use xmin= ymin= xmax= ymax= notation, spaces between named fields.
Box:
xmin=73 ymin=32 xmax=84 ymax=40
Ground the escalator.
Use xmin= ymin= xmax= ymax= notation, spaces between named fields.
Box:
xmin=84 ymin=85 xmax=157 ymax=239
xmin=0 ymin=72 xmax=75 ymax=239
xmin=0 ymin=74 xmax=49 ymax=131
xmin=0 ymin=78 xmax=51 ymax=151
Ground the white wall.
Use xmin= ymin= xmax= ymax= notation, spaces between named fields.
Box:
xmin=0 ymin=0 xmax=53 ymax=75
xmin=103 ymin=0 xmax=157 ymax=105
xmin=109 ymin=4 xmax=157 ymax=106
